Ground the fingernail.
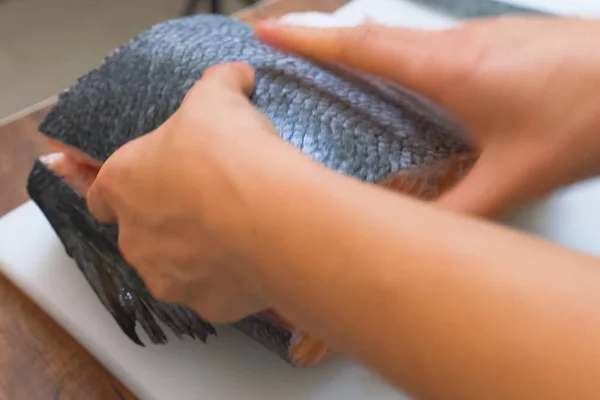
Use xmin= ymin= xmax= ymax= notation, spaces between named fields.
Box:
xmin=255 ymin=19 xmax=283 ymax=44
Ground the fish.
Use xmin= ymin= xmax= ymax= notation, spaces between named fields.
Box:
xmin=413 ymin=0 xmax=548 ymax=19
xmin=27 ymin=14 xmax=476 ymax=367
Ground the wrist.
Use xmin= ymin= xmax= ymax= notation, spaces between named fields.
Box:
xmin=227 ymin=136 xmax=343 ymax=296
xmin=209 ymin=134 xmax=323 ymax=294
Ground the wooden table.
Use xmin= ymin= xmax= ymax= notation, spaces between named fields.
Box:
xmin=0 ymin=0 xmax=347 ymax=398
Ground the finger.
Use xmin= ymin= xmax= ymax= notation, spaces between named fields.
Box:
xmin=199 ymin=62 xmax=256 ymax=97
xmin=86 ymin=179 xmax=118 ymax=224
xmin=255 ymin=22 xmax=457 ymax=104
xmin=436 ymin=145 xmax=537 ymax=218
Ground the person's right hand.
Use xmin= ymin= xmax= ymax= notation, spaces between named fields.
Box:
xmin=255 ymin=16 xmax=600 ymax=217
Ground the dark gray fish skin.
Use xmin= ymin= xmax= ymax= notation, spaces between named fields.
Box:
xmin=28 ymin=14 xmax=477 ymax=365
xmin=413 ymin=0 xmax=550 ymax=18
xmin=39 ymin=15 xmax=470 ymax=184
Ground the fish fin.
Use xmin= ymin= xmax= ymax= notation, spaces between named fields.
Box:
xmin=27 ymin=160 xmax=217 ymax=346
xmin=260 ymin=309 xmax=332 ymax=367
xmin=379 ymin=153 xmax=477 ymax=200
xmin=289 ymin=332 xmax=332 ymax=367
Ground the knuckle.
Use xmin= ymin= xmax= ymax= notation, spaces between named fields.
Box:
xmin=203 ymin=62 xmax=239 ymax=81
xmin=328 ymin=25 xmax=387 ymax=65
xmin=118 ymin=234 xmax=142 ymax=267
xmin=97 ymin=144 xmax=135 ymax=187
xmin=466 ymin=44 xmax=495 ymax=73
xmin=434 ymin=31 xmax=494 ymax=89
xmin=92 ymin=170 xmax=116 ymax=201
xmin=197 ymin=293 xmax=259 ymax=324
xmin=189 ymin=290 xmax=231 ymax=324
xmin=182 ymin=78 xmax=207 ymax=104
xmin=234 ymin=61 xmax=253 ymax=73
xmin=201 ymin=64 xmax=222 ymax=81
xmin=184 ymin=62 xmax=254 ymax=106
xmin=197 ymin=304 xmax=229 ymax=324
xmin=93 ymin=161 xmax=116 ymax=193
xmin=231 ymin=61 xmax=255 ymax=80
xmin=454 ymin=47 xmax=497 ymax=93
xmin=205 ymin=62 xmax=228 ymax=75
xmin=145 ymin=279 xmax=168 ymax=299
xmin=204 ymin=62 xmax=254 ymax=86
xmin=344 ymin=25 xmax=382 ymax=49
xmin=489 ymin=15 xmax=521 ymax=29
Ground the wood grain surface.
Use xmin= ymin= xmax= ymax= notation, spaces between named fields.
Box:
xmin=0 ymin=0 xmax=348 ymax=399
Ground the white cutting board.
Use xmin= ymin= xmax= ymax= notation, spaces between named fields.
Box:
xmin=2 ymin=1 xmax=600 ymax=400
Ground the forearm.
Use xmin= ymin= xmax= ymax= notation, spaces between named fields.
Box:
xmin=240 ymin=141 xmax=600 ymax=399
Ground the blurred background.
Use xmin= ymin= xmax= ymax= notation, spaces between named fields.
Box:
xmin=0 ymin=0 xmax=249 ymax=120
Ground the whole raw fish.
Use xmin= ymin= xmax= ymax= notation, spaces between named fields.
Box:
xmin=27 ymin=14 xmax=478 ymax=366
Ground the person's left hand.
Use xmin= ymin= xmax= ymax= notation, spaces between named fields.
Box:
xmin=86 ymin=62 xmax=285 ymax=323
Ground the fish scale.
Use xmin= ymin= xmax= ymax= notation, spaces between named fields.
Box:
xmin=27 ymin=14 xmax=482 ymax=366
xmin=53 ymin=16 xmax=468 ymax=181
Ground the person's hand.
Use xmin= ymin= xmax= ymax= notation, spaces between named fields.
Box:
xmin=86 ymin=62 xmax=283 ymax=323
xmin=255 ymin=16 xmax=600 ymax=217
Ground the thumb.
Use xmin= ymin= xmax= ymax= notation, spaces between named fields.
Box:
xmin=436 ymin=145 xmax=537 ymax=218
xmin=86 ymin=178 xmax=118 ymax=224
xmin=203 ymin=62 xmax=256 ymax=96
xmin=188 ymin=62 xmax=256 ymax=100
xmin=255 ymin=22 xmax=460 ymax=107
